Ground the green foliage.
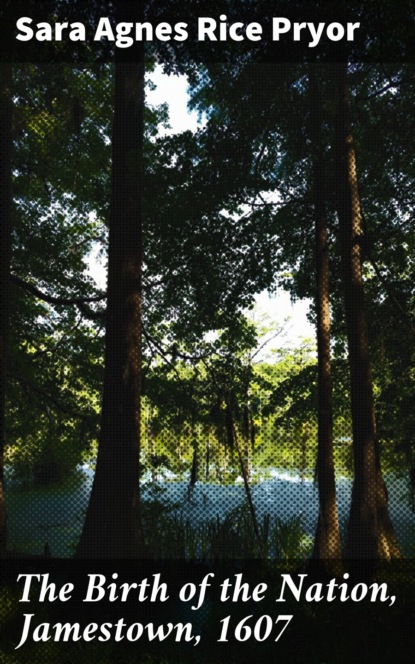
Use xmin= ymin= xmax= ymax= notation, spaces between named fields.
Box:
xmin=271 ymin=515 xmax=313 ymax=561
xmin=3 ymin=55 xmax=414 ymax=557
xmin=141 ymin=490 xmax=312 ymax=561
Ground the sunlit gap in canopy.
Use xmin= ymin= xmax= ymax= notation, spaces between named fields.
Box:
xmin=85 ymin=64 xmax=315 ymax=357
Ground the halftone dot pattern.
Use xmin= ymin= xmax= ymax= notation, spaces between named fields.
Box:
xmin=2 ymin=63 xmax=414 ymax=560
xmin=1 ymin=59 xmax=415 ymax=663
xmin=3 ymin=63 xmax=112 ymax=558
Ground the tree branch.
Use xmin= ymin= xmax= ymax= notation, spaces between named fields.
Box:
xmin=10 ymin=274 xmax=106 ymax=321
xmin=10 ymin=274 xmax=105 ymax=305
xmin=9 ymin=373 xmax=97 ymax=422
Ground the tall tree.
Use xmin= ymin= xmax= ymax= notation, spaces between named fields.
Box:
xmin=76 ymin=3 xmax=145 ymax=557
xmin=334 ymin=62 xmax=400 ymax=563
xmin=0 ymin=62 xmax=12 ymax=556
xmin=309 ymin=65 xmax=342 ymax=566
xmin=7 ymin=64 xmax=109 ymax=487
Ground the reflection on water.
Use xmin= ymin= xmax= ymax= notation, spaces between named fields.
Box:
xmin=4 ymin=465 xmax=414 ymax=557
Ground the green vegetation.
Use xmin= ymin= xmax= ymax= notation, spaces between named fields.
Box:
xmin=0 ymin=3 xmax=414 ymax=567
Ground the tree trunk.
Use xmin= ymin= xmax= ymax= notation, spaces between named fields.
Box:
xmin=243 ymin=404 xmax=252 ymax=484
xmin=0 ymin=63 xmax=13 ymax=557
xmin=76 ymin=6 xmax=145 ymax=557
xmin=309 ymin=66 xmax=342 ymax=567
xmin=334 ymin=62 xmax=400 ymax=562
xmin=225 ymin=397 xmax=261 ymax=547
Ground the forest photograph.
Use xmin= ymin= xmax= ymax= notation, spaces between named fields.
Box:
xmin=1 ymin=1 xmax=415 ymax=662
